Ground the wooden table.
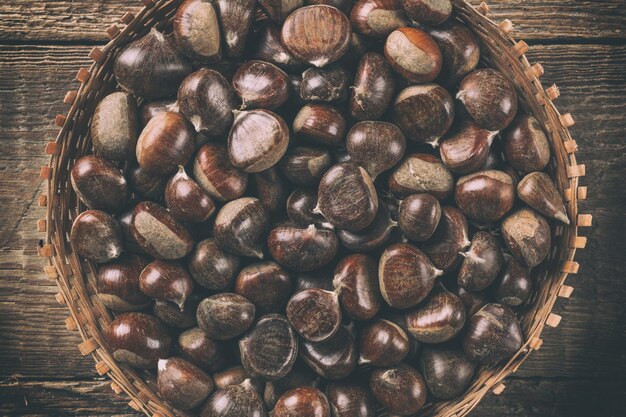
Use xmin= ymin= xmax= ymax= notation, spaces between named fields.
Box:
xmin=0 ymin=1 xmax=625 ymax=416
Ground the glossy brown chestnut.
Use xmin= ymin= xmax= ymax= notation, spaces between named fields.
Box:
xmin=300 ymin=325 xmax=357 ymax=380
xmin=346 ymin=121 xmax=406 ymax=180
xmin=287 ymin=188 xmax=327 ymax=227
xmin=269 ymin=225 xmax=339 ymax=272
xmin=153 ymin=296 xmax=199 ymax=329
xmin=179 ymin=327 xmax=227 ymax=372
xmin=428 ymin=20 xmax=480 ymax=86
xmin=194 ymin=143 xmax=249 ymax=202
xmin=131 ymin=201 xmax=193 ymax=260
xmin=213 ymin=366 xmax=252 ymax=390
xmin=158 ymin=357 xmax=214 ymax=410
xmin=492 ymin=255 xmax=532 ymax=307
xmin=350 ymin=52 xmax=396 ymax=121
xmin=259 ymin=0 xmax=305 ymax=23
xmin=379 ymin=243 xmax=443 ymax=309
xmin=462 ymin=303 xmax=523 ymax=364
xmin=71 ymin=155 xmax=128 ymax=213
xmin=391 ymin=84 xmax=454 ymax=145
xmin=333 ymin=254 xmax=382 ymax=321
xmin=300 ymin=66 xmax=350 ymax=102
xmin=279 ymin=146 xmax=332 ymax=186
xmin=97 ymin=254 xmax=150 ymax=311
xmin=91 ymin=92 xmax=138 ymax=160
xmin=235 ymin=262 xmax=292 ymax=313
xmin=369 ymin=363 xmax=427 ymax=415
xmin=255 ymin=23 xmax=305 ymax=70
xmin=136 ymin=111 xmax=196 ymax=176
xmin=70 ymin=210 xmax=123 ymax=263
xmin=501 ymin=208 xmax=551 ymax=268
xmin=240 ymin=314 xmax=298 ymax=380
xmin=233 ymin=60 xmax=291 ymax=110
xmin=264 ymin=363 xmax=320 ymax=409
xmin=398 ymin=193 xmax=441 ymax=242
xmin=139 ymin=99 xmax=179 ymax=128
xmin=422 ymin=206 xmax=470 ymax=271
xmin=293 ymin=104 xmax=347 ymax=147
xmin=455 ymin=170 xmax=516 ymax=225
xmin=188 ymin=238 xmax=240 ymax=290
xmin=114 ymin=28 xmax=192 ymax=99
xmin=451 ymin=284 xmax=488 ymax=317
xmin=419 ymin=345 xmax=476 ymax=400
xmin=337 ymin=201 xmax=396 ymax=252
xmin=517 ymin=172 xmax=569 ymax=224
xmin=173 ymin=0 xmax=222 ymax=62
xmin=165 ymin=165 xmax=215 ymax=223
xmin=228 ymin=109 xmax=290 ymax=173
xmin=405 ymin=284 xmax=466 ymax=343
xmin=388 ymin=153 xmax=454 ymax=200
xmin=214 ymin=197 xmax=270 ymax=258
xmin=201 ymin=379 xmax=267 ymax=417
xmin=139 ymin=260 xmax=194 ymax=309
xmin=503 ymin=115 xmax=550 ymax=174
xmin=350 ymin=0 xmax=408 ymax=38
xmin=287 ymin=288 xmax=341 ymax=342
xmin=401 ymin=0 xmax=452 ymax=26
xmin=197 ymin=293 xmax=256 ymax=341
xmin=440 ymin=121 xmax=497 ymax=174
xmin=458 ymin=231 xmax=503 ymax=291
xmin=316 ymin=162 xmax=378 ymax=232
xmin=273 ymin=386 xmax=331 ymax=417
xmin=106 ymin=312 xmax=172 ymax=369
xmin=457 ymin=69 xmax=518 ymax=131
xmin=385 ymin=27 xmax=442 ymax=83
xmin=251 ymin=167 xmax=287 ymax=214
xmin=127 ymin=164 xmax=166 ymax=200
xmin=325 ymin=382 xmax=376 ymax=417
xmin=215 ymin=0 xmax=257 ymax=58
xmin=359 ymin=318 xmax=410 ymax=366
xmin=306 ymin=0 xmax=352 ymax=13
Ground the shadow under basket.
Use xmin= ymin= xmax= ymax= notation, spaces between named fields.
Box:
xmin=38 ymin=0 xmax=591 ymax=416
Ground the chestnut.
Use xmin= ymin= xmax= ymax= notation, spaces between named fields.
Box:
xmin=455 ymin=170 xmax=516 ymax=225
xmin=173 ymin=0 xmax=222 ymax=62
xmin=70 ymin=210 xmax=122 ymax=263
xmin=457 ymin=69 xmax=518 ymax=131
xmin=379 ymin=243 xmax=443 ymax=309
xmin=300 ymin=66 xmax=350 ymax=102
xmin=114 ymin=28 xmax=192 ymax=99
xmin=458 ymin=231 xmax=503 ymax=291
xmin=391 ymin=84 xmax=454 ymax=145
xmin=117 ymin=207 xmax=147 ymax=255
xmin=259 ymin=0 xmax=305 ymax=23
xmin=388 ymin=153 xmax=454 ymax=200
xmin=240 ymin=314 xmax=298 ymax=380
xmin=401 ymin=0 xmax=452 ymax=26
xmin=405 ymin=284 xmax=466 ymax=343
xmin=359 ymin=318 xmax=409 ymax=367
xmin=188 ymin=238 xmax=240 ymax=290
xmin=333 ymin=254 xmax=382 ymax=320
xmin=385 ymin=28 xmax=442 ymax=83
xmin=346 ymin=121 xmax=406 ymax=180
xmin=71 ymin=155 xmax=128 ymax=213
xmin=178 ymin=69 xmax=238 ymax=136
xmin=287 ymin=188 xmax=327 ymax=227
xmin=214 ymin=197 xmax=270 ymax=258
xmin=179 ymin=327 xmax=227 ymax=372
xmin=255 ymin=23 xmax=305 ymax=70
xmin=316 ymin=162 xmax=378 ymax=231
xmin=398 ymin=193 xmax=441 ymax=242
xmin=428 ymin=20 xmax=480 ymax=86
xmin=136 ymin=111 xmax=196 ymax=176
xmin=90 ymin=92 xmax=138 ymax=160
xmin=493 ymin=255 xmax=532 ymax=307
xmin=503 ymin=115 xmax=551 ymax=174
xmin=440 ymin=121 xmax=497 ymax=174
xmin=325 ymin=382 xmax=376 ymax=417
xmin=233 ymin=60 xmax=291 ymax=110
xmin=215 ymin=0 xmax=257 ymax=58
xmin=300 ymin=325 xmax=357 ymax=380
xmin=294 ymin=104 xmax=347 ymax=147
xmin=273 ymin=387 xmax=331 ymax=417
xmin=197 ymin=293 xmax=256 ymax=341
xmin=279 ymin=146 xmax=332 ymax=186
xmin=158 ymin=357 xmax=214 ymax=410
xmin=501 ymin=208 xmax=551 ymax=268
xmin=140 ymin=99 xmax=179 ymax=128
xmin=419 ymin=345 xmax=476 ymax=400
xmin=422 ymin=206 xmax=470 ymax=271
xmin=194 ymin=143 xmax=249 ymax=202
xmin=337 ymin=201 xmax=397 ymax=252
xmin=306 ymin=0 xmax=352 ymax=14
xmin=350 ymin=52 xmax=396 ymax=121
xmin=268 ymin=225 xmax=339 ymax=271
xmin=165 ymin=165 xmax=216 ymax=223
xmin=213 ymin=366 xmax=252 ymax=390
xmin=201 ymin=379 xmax=266 ymax=417
xmin=228 ymin=109 xmax=290 ymax=173
xmin=369 ymin=364 xmax=427 ymax=415
xmin=127 ymin=164 xmax=166 ymax=200
xmin=97 ymin=254 xmax=150 ymax=311
xmin=139 ymin=260 xmax=194 ymax=309
xmin=251 ymin=167 xmax=287 ymax=214
xmin=350 ymin=0 xmax=408 ymax=38
xmin=518 ymin=172 xmax=569 ymax=224
xmin=131 ymin=201 xmax=193 ymax=260
xmin=106 ymin=312 xmax=172 ymax=369
xmin=462 ymin=303 xmax=523 ymax=363
xmin=281 ymin=5 xmax=352 ymax=68
xmin=235 ymin=262 xmax=292 ymax=313
xmin=153 ymin=295 xmax=199 ymax=329
xmin=264 ymin=363 xmax=320 ymax=409
xmin=287 ymin=288 xmax=341 ymax=342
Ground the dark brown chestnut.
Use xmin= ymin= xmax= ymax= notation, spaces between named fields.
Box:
xmin=255 ymin=23 xmax=305 ymax=70
xmin=492 ymin=255 xmax=532 ymax=307
xmin=455 ymin=170 xmax=516 ymax=225
xmin=462 ymin=303 xmax=523 ymax=363
xmin=215 ymin=0 xmax=257 ymax=58
xmin=405 ymin=284 xmax=466 ymax=343
xmin=114 ymin=28 xmax=192 ymax=99
xmin=71 ymin=155 xmax=128 ymax=213
xmin=264 ymin=363 xmax=320 ymax=409
xmin=259 ymin=0 xmax=305 ymax=23
xmin=388 ymin=153 xmax=454 ymax=200
xmin=419 ymin=345 xmax=476 ymax=400
xmin=295 ymin=267 xmax=335 ymax=292
xmin=391 ymin=84 xmax=454 ymax=145
xmin=106 ymin=312 xmax=172 ymax=369
xmin=300 ymin=66 xmax=350 ymax=102
xmin=501 ymin=208 xmax=551 ymax=268
xmin=401 ymin=0 xmax=452 ymax=26
xmin=306 ymin=0 xmax=352 ymax=14
xmin=268 ymin=225 xmax=339 ymax=271
xmin=359 ymin=318 xmax=409 ymax=367
xmin=350 ymin=52 xmax=395 ymax=121
xmin=178 ymin=69 xmax=238 ymax=136
xmin=158 ymin=357 xmax=214 ymax=410
xmin=457 ymin=69 xmax=518 ymax=131
xmin=273 ymin=386 xmax=331 ymax=417
xmin=287 ymin=288 xmax=341 ymax=342
xmin=97 ymin=254 xmax=150 ymax=311
xmin=235 ymin=262 xmax=292 ymax=313
xmin=153 ymin=295 xmax=199 ymax=329
xmin=287 ymin=188 xmax=327 ymax=227
xmin=293 ymin=104 xmax=347 ymax=147
xmin=350 ymin=0 xmax=408 ymax=38
xmin=398 ymin=193 xmax=441 ymax=242
xmin=228 ymin=109 xmax=290 ymax=173
xmin=326 ymin=382 xmax=376 ymax=417
xmin=131 ymin=201 xmax=193 ymax=260
xmin=385 ymin=28 xmax=442 ymax=83
xmin=337 ymin=201 xmax=396 ymax=252
xmin=201 ymin=379 xmax=267 ymax=417
xmin=127 ymin=164 xmax=167 ymax=200
xmin=165 ymin=165 xmax=216 ymax=223
xmin=458 ymin=231 xmax=503 ymax=291
xmin=279 ymin=147 xmax=332 ymax=186
xmin=214 ymin=197 xmax=270 ymax=258
xmin=173 ymin=0 xmax=222 ymax=62
xmin=139 ymin=99 xmax=179 ymax=128
xmin=139 ymin=260 xmax=194 ymax=309
xmin=91 ymin=92 xmax=138 ymax=160
xmin=440 ymin=121 xmax=497 ymax=174
xmin=194 ymin=143 xmax=249 ymax=202
xmin=197 ymin=293 xmax=256 ymax=341
xmin=422 ymin=206 xmax=470 ymax=271
xmin=136 ymin=111 xmax=196 ymax=176
xmin=518 ymin=172 xmax=569 ymax=224
xmin=369 ymin=363 xmax=427 ymax=415
xmin=451 ymin=284 xmax=488 ymax=317
xmin=379 ymin=243 xmax=443 ymax=309
xmin=117 ymin=207 xmax=147 ymax=255
xmin=316 ymin=162 xmax=378 ymax=231
xmin=346 ymin=121 xmax=406 ymax=180
xmin=213 ymin=366 xmax=252 ymax=390
xmin=233 ymin=60 xmax=291 ymax=110
xmin=428 ymin=20 xmax=480 ymax=86
xmin=333 ymin=254 xmax=382 ymax=320
xmin=188 ymin=238 xmax=240 ymax=290
xmin=300 ymin=325 xmax=357 ymax=380
xmin=251 ymin=167 xmax=287 ymax=214
xmin=503 ymin=115 xmax=551 ymax=174
xmin=179 ymin=327 xmax=227 ymax=372
xmin=70 ymin=210 xmax=123 ymax=263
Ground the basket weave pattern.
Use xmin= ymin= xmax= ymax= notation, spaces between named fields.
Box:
xmin=37 ymin=1 xmax=590 ymax=416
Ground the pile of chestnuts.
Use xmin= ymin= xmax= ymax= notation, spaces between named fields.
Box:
xmin=70 ymin=0 xmax=569 ymax=416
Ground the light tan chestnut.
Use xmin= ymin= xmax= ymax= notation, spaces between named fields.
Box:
xmin=501 ymin=208 xmax=552 ymax=268
xmin=388 ymin=153 xmax=454 ymax=200
xmin=517 ymin=172 xmax=569 ymax=224
xmin=384 ymin=27 xmax=442 ymax=83
xmin=91 ymin=92 xmax=138 ymax=160
xmin=350 ymin=0 xmax=408 ymax=39
xmin=402 ymin=0 xmax=452 ymax=26
xmin=173 ymin=0 xmax=222 ymax=62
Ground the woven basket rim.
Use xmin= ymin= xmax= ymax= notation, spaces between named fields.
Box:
xmin=38 ymin=1 xmax=590 ymax=416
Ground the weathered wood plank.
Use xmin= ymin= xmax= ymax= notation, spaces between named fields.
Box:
xmin=0 ymin=0 xmax=624 ymax=42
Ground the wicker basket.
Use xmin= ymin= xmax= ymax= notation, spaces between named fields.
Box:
xmin=38 ymin=0 xmax=590 ymax=416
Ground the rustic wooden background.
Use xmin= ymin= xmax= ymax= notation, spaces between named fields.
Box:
xmin=0 ymin=1 xmax=625 ymax=416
